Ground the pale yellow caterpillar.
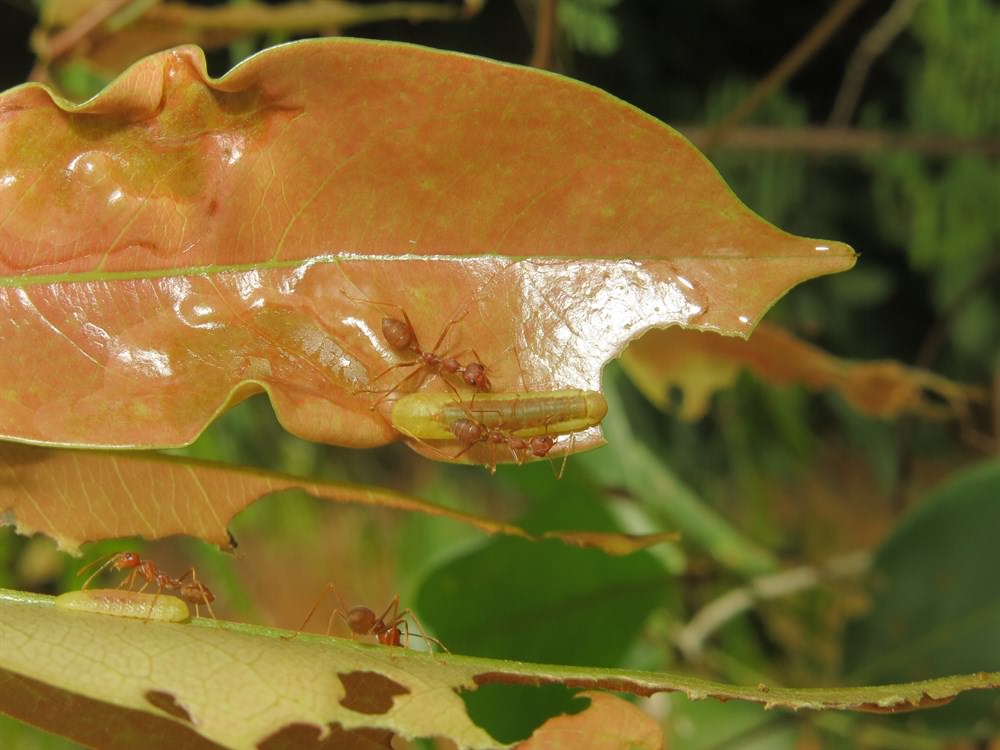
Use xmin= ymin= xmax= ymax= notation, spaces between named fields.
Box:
xmin=391 ymin=389 xmax=607 ymax=442
xmin=55 ymin=589 xmax=190 ymax=623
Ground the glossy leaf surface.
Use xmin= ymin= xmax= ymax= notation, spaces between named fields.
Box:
xmin=0 ymin=40 xmax=855 ymax=452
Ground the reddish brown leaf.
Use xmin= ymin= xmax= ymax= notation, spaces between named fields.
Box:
xmin=622 ymin=323 xmax=983 ymax=420
xmin=0 ymin=442 xmax=676 ymax=553
xmin=516 ymin=692 xmax=663 ymax=750
xmin=0 ymin=41 xmax=855 ymax=454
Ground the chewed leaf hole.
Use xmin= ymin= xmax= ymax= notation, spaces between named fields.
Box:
xmin=338 ymin=671 xmax=410 ymax=715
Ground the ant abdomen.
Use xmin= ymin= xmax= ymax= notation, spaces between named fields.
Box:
xmin=450 ymin=418 xmax=483 ymax=445
xmin=381 ymin=317 xmax=415 ymax=350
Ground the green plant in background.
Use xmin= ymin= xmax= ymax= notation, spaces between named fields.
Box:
xmin=558 ymin=0 xmax=621 ymax=56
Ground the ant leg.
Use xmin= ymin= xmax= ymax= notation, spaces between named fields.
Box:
xmin=78 ymin=553 xmax=119 ymax=590
xmin=284 ymin=582 xmax=351 ymax=641
xmin=367 ymin=361 xmax=435 ymax=410
xmin=191 ymin=569 xmax=218 ymax=621
xmin=375 ymin=595 xmax=401 ymax=630
xmin=426 ymin=307 xmax=470 ymax=357
xmin=177 ymin=568 xmax=219 ymax=622
xmin=393 ymin=607 xmax=450 ymax=653
xmin=553 ymin=433 xmax=574 ymax=480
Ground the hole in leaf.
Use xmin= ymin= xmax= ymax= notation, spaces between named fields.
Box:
xmin=460 ymin=683 xmax=586 ymax=744
xmin=338 ymin=671 xmax=410 ymax=715
xmin=257 ymin=722 xmax=395 ymax=750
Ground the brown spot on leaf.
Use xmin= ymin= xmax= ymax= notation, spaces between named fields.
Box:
xmin=338 ymin=671 xmax=410 ymax=715
xmin=257 ymin=722 xmax=395 ymax=750
xmin=144 ymin=689 xmax=192 ymax=723
xmin=853 ymin=694 xmax=955 ymax=714
xmin=473 ymin=671 xmax=661 ymax=698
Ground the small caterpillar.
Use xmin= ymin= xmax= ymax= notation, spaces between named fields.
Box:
xmin=55 ymin=589 xmax=190 ymax=623
xmin=390 ymin=389 xmax=608 ymax=442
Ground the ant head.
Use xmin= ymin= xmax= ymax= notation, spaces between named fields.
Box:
xmin=114 ymin=551 xmax=142 ymax=570
xmin=529 ymin=435 xmax=555 ymax=458
xmin=381 ymin=317 xmax=415 ymax=350
xmin=462 ymin=362 xmax=490 ymax=391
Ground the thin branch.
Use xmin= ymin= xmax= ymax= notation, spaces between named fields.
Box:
xmin=829 ymin=0 xmax=922 ymax=126
xmin=702 ymin=0 xmax=868 ymax=151
xmin=35 ymin=0 xmax=140 ymax=61
xmin=143 ymin=0 xmax=480 ymax=32
xmin=681 ymin=125 xmax=1000 ymax=159
xmin=34 ymin=0 xmax=482 ymax=65
xmin=529 ymin=0 xmax=558 ymax=70
xmin=673 ymin=551 xmax=870 ymax=662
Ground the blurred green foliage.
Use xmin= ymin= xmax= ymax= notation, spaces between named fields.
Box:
xmin=558 ymin=0 xmax=621 ymax=57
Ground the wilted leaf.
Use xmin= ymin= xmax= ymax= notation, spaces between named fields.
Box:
xmin=0 ymin=40 xmax=855 ymax=456
xmin=0 ymin=441 xmax=674 ymax=553
xmin=622 ymin=323 xmax=980 ymax=421
xmin=516 ymin=691 xmax=663 ymax=750
xmin=1 ymin=589 xmax=998 ymax=750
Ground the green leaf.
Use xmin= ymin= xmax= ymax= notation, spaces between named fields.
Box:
xmin=844 ymin=459 xmax=1000 ymax=736
xmin=2 ymin=588 xmax=999 ymax=750
xmin=415 ymin=469 xmax=672 ymax=741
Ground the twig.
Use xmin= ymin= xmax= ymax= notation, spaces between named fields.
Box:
xmin=673 ymin=551 xmax=870 ymax=662
xmin=702 ymin=0 xmax=867 ymax=151
xmin=35 ymin=0 xmax=139 ymax=61
xmin=34 ymin=0 xmax=482 ymax=66
xmin=829 ymin=0 xmax=922 ymax=126
xmin=143 ymin=0 xmax=479 ymax=32
xmin=529 ymin=0 xmax=558 ymax=70
xmin=681 ymin=125 xmax=1000 ymax=159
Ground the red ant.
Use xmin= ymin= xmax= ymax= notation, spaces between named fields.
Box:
xmin=78 ymin=551 xmax=217 ymax=619
xmin=450 ymin=417 xmax=563 ymax=475
xmin=286 ymin=583 xmax=447 ymax=652
xmin=351 ymin=298 xmax=491 ymax=406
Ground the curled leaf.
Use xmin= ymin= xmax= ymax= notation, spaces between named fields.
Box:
xmin=0 ymin=40 xmax=855 ymax=453
xmin=622 ymin=323 xmax=982 ymax=420
xmin=0 ymin=442 xmax=675 ymax=554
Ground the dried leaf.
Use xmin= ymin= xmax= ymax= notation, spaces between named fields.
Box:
xmin=622 ymin=323 xmax=980 ymax=421
xmin=516 ymin=692 xmax=663 ymax=750
xmin=0 ymin=442 xmax=674 ymax=554
xmin=0 ymin=40 xmax=855 ymax=456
